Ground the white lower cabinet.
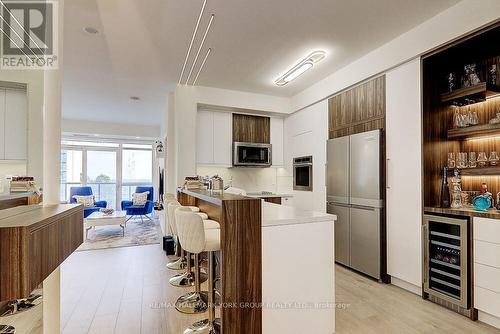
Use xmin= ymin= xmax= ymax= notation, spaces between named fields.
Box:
xmin=473 ymin=217 xmax=500 ymax=325
xmin=281 ymin=196 xmax=293 ymax=207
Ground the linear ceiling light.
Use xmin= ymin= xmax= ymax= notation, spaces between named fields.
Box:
xmin=178 ymin=0 xmax=207 ymax=84
xmin=274 ymin=50 xmax=326 ymax=86
xmin=185 ymin=14 xmax=214 ymax=85
xmin=192 ymin=48 xmax=211 ymax=86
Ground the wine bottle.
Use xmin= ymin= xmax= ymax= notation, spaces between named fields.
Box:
xmin=440 ymin=167 xmax=451 ymax=208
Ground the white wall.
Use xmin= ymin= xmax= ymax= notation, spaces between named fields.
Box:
xmin=284 ymin=100 xmax=328 ymax=213
xmin=197 ymin=166 xmax=292 ymax=194
xmin=291 ymin=0 xmax=500 ymax=112
xmin=169 ymin=85 xmax=292 ymax=190
xmin=0 ymin=71 xmax=44 ymax=185
xmin=62 ymin=119 xmax=160 ymax=139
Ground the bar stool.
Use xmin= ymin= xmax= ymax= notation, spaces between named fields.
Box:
xmin=168 ymin=204 xmax=220 ymax=289
xmin=166 ymin=200 xmax=208 ymax=271
xmin=175 ymin=209 xmax=221 ymax=333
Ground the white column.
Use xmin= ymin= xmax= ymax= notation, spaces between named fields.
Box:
xmin=42 ymin=0 xmax=64 ymax=332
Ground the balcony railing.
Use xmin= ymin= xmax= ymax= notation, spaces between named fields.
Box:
xmin=61 ymin=182 xmax=152 ymax=210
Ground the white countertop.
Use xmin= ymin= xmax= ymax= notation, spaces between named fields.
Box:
xmin=246 ymin=192 xmax=293 ymax=199
xmin=262 ymin=202 xmax=336 ymax=227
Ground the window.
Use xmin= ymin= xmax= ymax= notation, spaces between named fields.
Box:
xmin=60 ymin=140 xmax=153 ymax=209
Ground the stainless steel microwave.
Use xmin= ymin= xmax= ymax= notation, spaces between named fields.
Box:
xmin=233 ymin=142 xmax=272 ymax=167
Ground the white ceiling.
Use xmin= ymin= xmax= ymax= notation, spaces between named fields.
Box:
xmin=62 ymin=0 xmax=459 ymax=125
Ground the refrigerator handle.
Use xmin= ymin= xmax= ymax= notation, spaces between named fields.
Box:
xmin=386 ymin=158 xmax=390 ymax=189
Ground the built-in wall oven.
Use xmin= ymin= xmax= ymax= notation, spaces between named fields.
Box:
xmin=233 ymin=142 xmax=272 ymax=167
xmin=293 ymin=156 xmax=313 ymax=191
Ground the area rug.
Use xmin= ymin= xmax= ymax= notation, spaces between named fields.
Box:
xmin=77 ymin=216 xmax=161 ymax=251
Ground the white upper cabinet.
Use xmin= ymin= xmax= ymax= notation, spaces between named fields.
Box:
xmin=213 ymin=112 xmax=232 ymax=166
xmin=0 ymin=88 xmax=28 ymax=160
xmin=196 ymin=110 xmax=215 ymax=165
xmin=196 ymin=110 xmax=232 ymax=166
xmin=386 ymin=58 xmax=422 ymax=288
xmin=270 ymin=117 xmax=284 ymax=166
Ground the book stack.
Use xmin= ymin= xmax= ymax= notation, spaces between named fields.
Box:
xmin=10 ymin=176 xmax=35 ymax=193
xmin=184 ymin=176 xmax=203 ymax=190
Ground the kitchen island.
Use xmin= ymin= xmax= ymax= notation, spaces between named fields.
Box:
xmin=177 ymin=188 xmax=336 ymax=334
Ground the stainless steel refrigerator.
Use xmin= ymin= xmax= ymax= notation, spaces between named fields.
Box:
xmin=326 ymin=129 xmax=383 ymax=280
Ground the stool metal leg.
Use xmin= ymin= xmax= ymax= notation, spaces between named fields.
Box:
xmin=170 ymin=252 xmax=208 ymax=287
xmin=167 ymin=248 xmax=187 ymax=270
xmin=183 ymin=251 xmax=220 ymax=334
xmin=0 ymin=325 xmax=15 ymax=334
xmin=175 ymin=253 xmax=208 ymax=314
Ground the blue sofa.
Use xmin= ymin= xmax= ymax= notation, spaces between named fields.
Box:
xmin=121 ymin=186 xmax=154 ymax=222
xmin=70 ymin=186 xmax=107 ymax=218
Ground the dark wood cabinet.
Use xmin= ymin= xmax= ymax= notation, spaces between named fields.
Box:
xmin=233 ymin=113 xmax=270 ymax=143
xmin=0 ymin=204 xmax=83 ymax=301
xmin=328 ymin=76 xmax=385 ymax=139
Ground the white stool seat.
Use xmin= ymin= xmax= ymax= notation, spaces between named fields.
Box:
xmin=203 ymin=219 xmax=220 ymax=230
xmin=188 ymin=206 xmax=200 ymax=212
xmin=196 ymin=212 xmax=209 ymax=220
xmin=204 ymin=229 xmax=221 ymax=251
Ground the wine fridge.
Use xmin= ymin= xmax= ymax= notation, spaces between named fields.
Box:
xmin=423 ymin=214 xmax=470 ymax=311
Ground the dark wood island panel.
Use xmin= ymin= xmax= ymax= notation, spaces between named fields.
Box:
xmin=0 ymin=204 xmax=84 ymax=301
xmin=178 ymin=188 xmax=262 ymax=334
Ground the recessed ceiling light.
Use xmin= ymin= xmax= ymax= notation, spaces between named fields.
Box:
xmin=130 ymin=96 xmax=140 ymax=101
xmin=83 ymin=27 xmax=99 ymax=35
xmin=274 ymin=50 xmax=326 ymax=86
xmin=93 ymin=134 xmax=100 ymax=137
xmin=135 ymin=136 xmax=141 ymax=139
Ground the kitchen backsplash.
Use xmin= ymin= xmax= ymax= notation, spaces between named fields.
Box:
xmin=197 ymin=166 xmax=293 ymax=194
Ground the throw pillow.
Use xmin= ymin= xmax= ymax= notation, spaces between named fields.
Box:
xmin=132 ymin=191 xmax=150 ymax=206
xmin=72 ymin=195 xmax=95 ymax=207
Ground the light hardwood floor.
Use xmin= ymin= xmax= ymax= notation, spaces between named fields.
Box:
xmin=61 ymin=244 xmax=500 ymax=334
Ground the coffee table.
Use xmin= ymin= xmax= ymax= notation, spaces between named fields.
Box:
xmin=84 ymin=210 xmax=128 ymax=239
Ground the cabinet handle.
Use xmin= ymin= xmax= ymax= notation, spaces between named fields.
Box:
xmin=386 ymin=158 xmax=390 ymax=189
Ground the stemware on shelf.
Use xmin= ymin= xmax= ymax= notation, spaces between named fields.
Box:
xmin=469 ymin=152 xmax=477 ymax=168
xmin=457 ymin=152 xmax=468 ymax=169
xmin=478 ymin=152 xmax=488 ymax=167
xmin=447 ymin=152 xmax=456 ymax=169
xmin=489 ymin=151 xmax=499 ymax=166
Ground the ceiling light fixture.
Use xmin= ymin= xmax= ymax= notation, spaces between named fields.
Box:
xmin=83 ymin=26 xmax=99 ymax=35
xmin=274 ymin=50 xmax=326 ymax=86
xmin=130 ymin=96 xmax=140 ymax=101
xmin=178 ymin=0 xmax=207 ymax=84
xmin=192 ymin=48 xmax=211 ymax=86
xmin=185 ymin=14 xmax=215 ymax=85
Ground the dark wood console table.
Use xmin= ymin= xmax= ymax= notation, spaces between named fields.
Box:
xmin=178 ymin=188 xmax=262 ymax=334
xmin=0 ymin=204 xmax=83 ymax=301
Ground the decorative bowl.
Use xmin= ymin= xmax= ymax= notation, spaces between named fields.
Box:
xmin=472 ymin=195 xmax=491 ymax=212
xmin=100 ymin=208 xmax=115 ymax=215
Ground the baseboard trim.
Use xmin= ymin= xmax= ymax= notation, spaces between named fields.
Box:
xmin=478 ymin=311 xmax=500 ymax=329
xmin=391 ymin=277 xmax=422 ymax=296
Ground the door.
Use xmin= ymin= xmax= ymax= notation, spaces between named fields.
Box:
xmin=4 ymin=89 xmax=28 ymax=160
xmin=328 ymin=203 xmax=350 ymax=266
xmin=350 ymin=205 xmax=381 ymax=279
xmin=350 ymin=130 xmax=381 ymax=207
xmin=327 ymin=137 xmax=349 ymax=204
xmin=87 ymin=150 xmax=117 ymax=209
